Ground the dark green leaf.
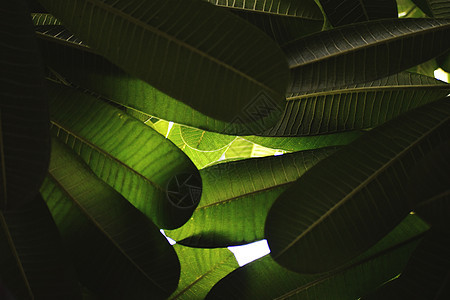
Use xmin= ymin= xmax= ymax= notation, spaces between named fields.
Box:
xmin=266 ymin=72 xmax=450 ymax=136
xmin=284 ymin=18 xmax=450 ymax=94
xmin=40 ymin=139 xmax=180 ymax=299
xmin=265 ymin=98 xmax=450 ymax=274
xmin=0 ymin=194 xmax=81 ymax=299
xmin=205 ymin=0 xmax=324 ymax=44
xmin=206 ymin=215 xmax=429 ymax=299
xmin=364 ymin=229 xmax=450 ymax=300
xmin=412 ymin=0 xmax=450 ymax=18
xmin=166 ymin=148 xmax=336 ymax=247
xmin=37 ymin=0 xmax=289 ymax=124
xmin=169 ymin=245 xmax=238 ymax=299
xmin=0 ymin=0 xmax=50 ymax=210
xmin=47 ymin=81 xmax=201 ymax=229
xmin=318 ymin=0 xmax=398 ymax=27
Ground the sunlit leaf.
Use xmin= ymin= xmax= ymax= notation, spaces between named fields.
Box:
xmin=265 ymin=98 xmax=450 ymax=274
xmin=0 ymin=1 xmax=50 ymax=210
xmin=169 ymin=245 xmax=238 ymax=299
xmin=0 ymin=194 xmax=81 ymax=299
xmin=37 ymin=0 xmax=289 ymax=126
xmin=47 ymin=81 xmax=201 ymax=229
xmin=41 ymin=139 xmax=180 ymax=299
xmin=206 ymin=215 xmax=429 ymax=299
xmin=166 ymin=148 xmax=336 ymax=247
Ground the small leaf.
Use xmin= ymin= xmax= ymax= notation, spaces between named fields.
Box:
xmin=166 ymin=148 xmax=336 ymax=247
xmin=265 ymin=98 xmax=450 ymax=274
xmin=47 ymin=81 xmax=201 ymax=229
xmin=284 ymin=18 xmax=450 ymax=94
xmin=0 ymin=0 xmax=50 ymax=210
xmin=37 ymin=0 xmax=289 ymax=124
xmin=206 ymin=215 xmax=429 ymax=299
xmin=169 ymin=245 xmax=238 ymax=299
xmin=40 ymin=139 xmax=180 ymax=299
xmin=319 ymin=0 xmax=398 ymax=27
xmin=0 ymin=194 xmax=81 ymax=299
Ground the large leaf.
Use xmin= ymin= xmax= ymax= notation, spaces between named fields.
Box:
xmin=364 ymin=229 xmax=450 ymax=300
xmin=36 ymin=36 xmax=283 ymax=135
xmin=37 ymin=0 xmax=289 ymax=125
xmin=265 ymin=72 xmax=450 ymax=136
xmin=47 ymin=81 xmax=201 ymax=229
xmin=166 ymin=147 xmax=336 ymax=247
xmin=0 ymin=194 xmax=81 ymax=299
xmin=318 ymin=0 xmax=398 ymax=27
xmin=0 ymin=0 xmax=50 ymax=210
xmin=169 ymin=245 xmax=238 ymax=299
xmin=205 ymin=0 xmax=324 ymax=44
xmin=243 ymin=131 xmax=363 ymax=150
xmin=40 ymin=139 xmax=180 ymax=299
xmin=265 ymin=98 xmax=450 ymax=274
xmin=206 ymin=215 xmax=429 ymax=299
xmin=284 ymin=18 xmax=450 ymax=94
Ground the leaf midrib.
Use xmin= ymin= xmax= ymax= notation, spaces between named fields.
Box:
xmin=50 ymin=121 xmax=164 ymax=192
xmin=285 ymin=20 xmax=450 ymax=68
xmin=212 ymin=4 xmax=323 ymax=20
xmin=85 ymin=0 xmax=279 ymax=96
xmin=274 ymin=113 xmax=449 ymax=258
xmin=46 ymin=172 xmax=167 ymax=292
xmin=286 ymin=84 xmax=450 ymax=101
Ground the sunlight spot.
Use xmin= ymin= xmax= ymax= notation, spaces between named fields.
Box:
xmin=166 ymin=122 xmax=174 ymax=138
xmin=434 ymin=68 xmax=449 ymax=83
xmin=160 ymin=229 xmax=176 ymax=245
xmin=274 ymin=151 xmax=284 ymax=156
xmin=218 ymin=152 xmax=226 ymax=161
xmin=228 ymin=239 xmax=271 ymax=266
xmin=398 ymin=11 xmax=407 ymax=17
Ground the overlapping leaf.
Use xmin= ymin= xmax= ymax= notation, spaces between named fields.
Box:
xmin=47 ymin=81 xmax=200 ymax=229
xmin=318 ymin=0 xmax=398 ymax=27
xmin=412 ymin=0 xmax=450 ymax=18
xmin=364 ymin=229 xmax=450 ymax=300
xmin=265 ymin=72 xmax=450 ymax=136
xmin=205 ymin=0 xmax=323 ymax=44
xmin=284 ymin=18 xmax=450 ymax=94
xmin=169 ymin=245 xmax=238 ymax=299
xmin=37 ymin=0 xmax=289 ymax=127
xmin=206 ymin=215 xmax=429 ymax=299
xmin=166 ymin=147 xmax=336 ymax=247
xmin=0 ymin=194 xmax=81 ymax=299
xmin=40 ymin=139 xmax=180 ymax=299
xmin=0 ymin=1 xmax=50 ymax=210
xmin=265 ymin=98 xmax=450 ymax=274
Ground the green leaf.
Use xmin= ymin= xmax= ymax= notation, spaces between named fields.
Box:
xmin=169 ymin=245 xmax=238 ymax=299
xmin=47 ymin=81 xmax=201 ymax=229
xmin=265 ymin=98 xmax=450 ymax=274
xmin=397 ymin=0 xmax=428 ymax=18
xmin=265 ymin=72 xmax=450 ymax=136
xmin=205 ymin=0 xmax=324 ymax=44
xmin=0 ymin=1 xmax=50 ymax=210
xmin=318 ymin=0 xmax=398 ymax=27
xmin=166 ymin=124 xmax=234 ymax=169
xmin=36 ymin=37 xmax=283 ymax=135
xmin=37 ymin=0 xmax=289 ymax=125
xmin=166 ymin=148 xmax=336 ymax=247
xmin=0 ymin=194 xmax=81 ymax=299
xmin=284 ymin=18 xmax=450 ymax=94
xmin=364 ymin=229 xmax=450 ymax=300
xmin=206 ymin=215 xmax=429 ymax=299
xmin=40 ymin=138 xmax=180 ymax=299
xmin=412 ymin=0 xmax=450 ymax=18
xmin=243 ymin=131 xmax=363 ymax=151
